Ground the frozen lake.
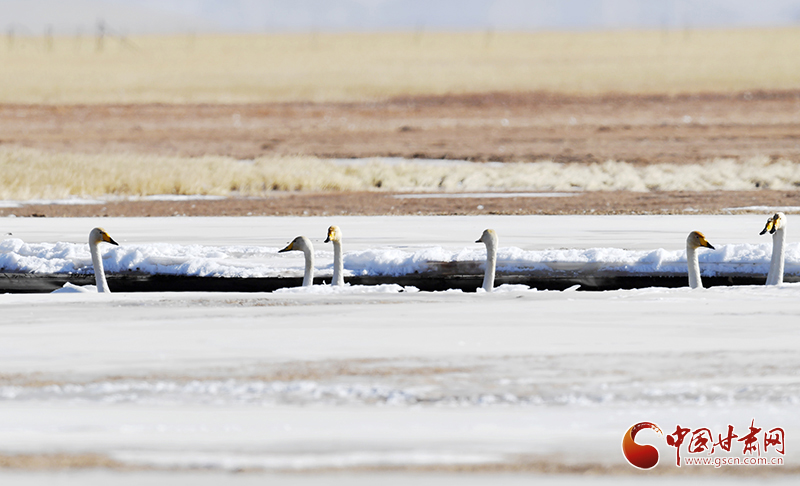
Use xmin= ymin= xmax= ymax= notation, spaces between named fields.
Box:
xmin=0 ymin=215 xmax=797 ymax=483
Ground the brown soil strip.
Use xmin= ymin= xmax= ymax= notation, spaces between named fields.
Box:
xmin=3 ymin=91 xmax=800 ymax=165
xmin=1 ymin=190 xmax=797 ymax=218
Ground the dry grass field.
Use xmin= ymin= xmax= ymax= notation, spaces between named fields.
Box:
xmin=3 ymin=146 xmax=800 ymax=201
xmin=2 ymin=29 xmax=800 ymax=103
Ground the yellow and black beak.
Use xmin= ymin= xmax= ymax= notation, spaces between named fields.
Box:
xmin=324 ymin=228 xmax=333 ymax=243
xmin=760 ymin=217 xmax=776 ymax=235
xmin=696 ymin=233 xmax=715 ymax=250
xmin=104 ymin=233 xmax=119 ymax=246
xmin=278 ymin=242 xmax=294 ymax=253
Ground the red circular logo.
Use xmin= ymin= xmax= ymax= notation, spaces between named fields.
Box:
xmin=622 ymin=422 xmax=663 ymax=469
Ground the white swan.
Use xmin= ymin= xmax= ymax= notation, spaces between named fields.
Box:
xmin=279 ymin=236 xmax=314 ymax=287
xmin=476 ymin=229 xmax=498 ymax=292
xmin=686 ymin=231 xmax=715 ymax=289
xmin=760 ymin=212 xmax=787 ymax=286
xmin=54 ymin=227 xmax=119 ymax=293
xmin=89 ymin=227 xmax=118 ymax=293
xmin=324 ymin=225 xmax=345 ymax=286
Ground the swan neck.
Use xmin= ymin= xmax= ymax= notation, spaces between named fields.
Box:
xmin=90 ymin=241 xmax=110 ymax=293
xmin=686 ymin=245 xmax=701 ymax=289
xmin=482 ymin=239 xmax=497 ymax=292
xmin=767 ymin=227 xmax=785 ymax=285
xmin=332 ymin=240 xmax=344 ymax=286
xmin=302 ymin=247 xmax=315 ymax=287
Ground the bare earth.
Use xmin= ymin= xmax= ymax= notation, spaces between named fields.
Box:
xmin=3 ymin=90 xmax=800 ymax=217
xmin=2 ymin=190 xmax=798 ymax=218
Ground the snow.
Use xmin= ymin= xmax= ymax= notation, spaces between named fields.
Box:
xmin=0 ymin=197 xmax=104 ymax=208
xmin=0 ymin=215 xmax=796 ymax=279
xmin=51 ymin=282 xmax=98 ymax=293
xmin=274 ymin=283 xmax=418 ymax=294
xmin=0 ymin=215 xmax=797 ymax=482
xmin=0 ymin=195 xmax=229 ymax=208
xmin=724 ymin=206 xmax=800 ymax=212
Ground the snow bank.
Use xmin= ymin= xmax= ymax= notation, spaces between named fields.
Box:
xmin=1 ymin=236 xmax=797 ymax=278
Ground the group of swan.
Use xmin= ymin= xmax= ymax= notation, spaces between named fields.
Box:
xmin=688 ymin=211 xmax=787 ymax=289
xmin=73 ymin=213 xmax=788 ymax=293
xmin=280 ymin=215 xmax=786 ymax=293
xmin=278 ymin=226 xmax=344 ymax=287
xmin=277 ymin=225 xmax=499 ymax=291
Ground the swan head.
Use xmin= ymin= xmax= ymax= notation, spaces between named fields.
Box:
xmin=686 ymin=231 xmax=714 ymax=250
xmin=475 ymin=229 xmax=498 ymax=246
xmin=324 ymin=225 xmax=342 ymax=244
xmin=760 ymin=212 xmax=786 ymax=235
xmin=279 ymin=235 xmax=312 ymax=253
xmin=89 ymin=227 xmax=119 ymax=246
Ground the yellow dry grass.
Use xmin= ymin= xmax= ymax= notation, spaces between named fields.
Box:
xmin=3 ymin=147 xmax=800 ymax=199
xmin=1 ymin=29 xmax=800 ymax=104
xmin=0 ymin=148 xmax=338 ymax=199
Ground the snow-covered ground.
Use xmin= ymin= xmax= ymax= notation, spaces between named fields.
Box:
xmin=1 ymin=215 xmax=797 ymax=280
xmin=0 ymin=216 xmax=797 ymax=484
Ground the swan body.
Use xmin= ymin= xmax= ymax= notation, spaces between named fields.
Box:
xmin=760 ymin=212 xmax=786 ymax=286
xmin=89 ymin=227 xmax=119 ymax=293
xmin=279 ymin=236 xmax=315 ymax=287
xmin=324 ymin=225 xmax=345 ymax=286
xmin=476 ymin=229 xmax=498 ymax=292
xmin=686 ymin=231 xmax=715 ymax=289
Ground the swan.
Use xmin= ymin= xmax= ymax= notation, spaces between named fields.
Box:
xmin=88 ymin=227 xmax=118 ymax=293
xmin=279 ymin=236 xmax=314 ymax=287
xmin=476 ymin=229 xmax=498 ymax=292
xmin=54 ymin=227 xmax=119 ymax=293
xmin=686 ymin=231 xmax=715 ymax=289
xmin=760 ymin=212 xmax=787 ymax=286
xmin=324 ymin=225 xmax=345 ymax=286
